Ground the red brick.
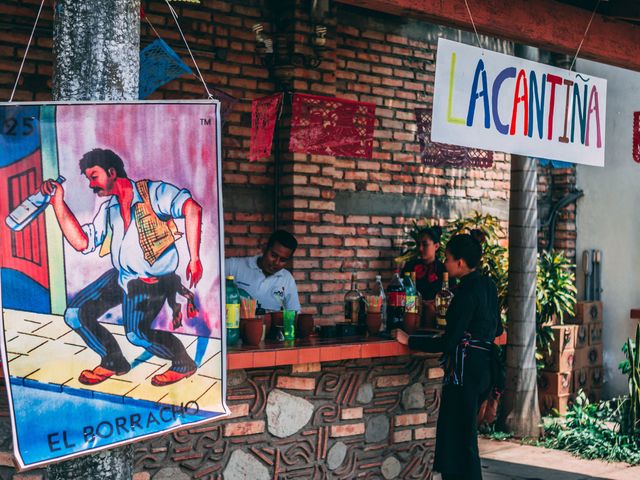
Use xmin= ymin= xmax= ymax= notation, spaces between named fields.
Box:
xmin=223 ymin=420 xmax=265 ymax=437
xmin=330 ymin=423 xmax=365 ymax=437
xmin=341 ymin=407 xmax=364 ymax=420
xmin=395 ymin=413 xmax=428 ymax=426
xmin=414 ymin=427 xmax=437 ymax=440
xmin=227 ymin=403 xmax=250 ymax=419
xmin=292 ymin=362 xmax=321 ymax=373
xmin=376 ymin=374 xmax=410 ymax=388
xmin=276 ymin=376 xmax=316 ymax=390
xmin=393 ymin=429 xmax=412 ymax=443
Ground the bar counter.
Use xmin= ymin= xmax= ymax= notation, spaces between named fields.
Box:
xmin=135 ymin=333 xmax=443 ymax=478
xmin=227 ymin=334 xmax=414 ymax=369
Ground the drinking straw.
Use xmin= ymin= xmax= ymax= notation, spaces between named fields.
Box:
xmin=367 ymin=296 xmax=381 ymax=313
xmin=241 ymin=298 xmax=257 ymax=319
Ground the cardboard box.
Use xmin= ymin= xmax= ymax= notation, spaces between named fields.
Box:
xmin=575 ymin=325 xmax=589 ymax=349
xmin=550 ymin=325 xmax=576 ymax=353
xmin=590 ymin=366 xmax=604 ymax=389
xmin=573 ymin=367 xmax=589 ymax=393
xmin=538 ymin=371 xmax=572 ymax=395
xmin=588 ymin=322 xmax=603 ymax=345
xmin=542 ymin=348 xmax=575 ymax=373
xmin=539 ymin=394 xmax=575 ymax=416
xmin=570 ymin=301 xmax=603 ymax=324
xmin=574 ymin=344 xmax=603 ymax=369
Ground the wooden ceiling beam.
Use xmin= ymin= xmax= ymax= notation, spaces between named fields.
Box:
xmin=336 ymin=0 xmax=640 ymax=72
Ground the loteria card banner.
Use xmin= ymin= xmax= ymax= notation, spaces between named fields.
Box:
xmin=432 ymin=38 xmax=607 ymax=167
xmin=0 ymin=101 xmax=229 ymax=469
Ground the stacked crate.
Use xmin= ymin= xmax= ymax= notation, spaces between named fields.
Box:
xmin=538 ymin=301 xmax=604 ymax=415
xmin=572 ymin=301 xmax=604 ymax=403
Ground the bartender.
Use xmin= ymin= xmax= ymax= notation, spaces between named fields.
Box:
xmin=225 ymin=229 xmax=301 ymax=312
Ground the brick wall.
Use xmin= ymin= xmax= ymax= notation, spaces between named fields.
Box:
xmin=0 ymin=0 xmax=523 ymax=322
xmin=0 ymin=1 xmax=580 ymax=317
xmin=134 ymin=355 xmax=443 ymax=479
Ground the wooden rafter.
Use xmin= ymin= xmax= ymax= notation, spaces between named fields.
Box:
xmin=336 ymin=0 xmax=640 ymax=72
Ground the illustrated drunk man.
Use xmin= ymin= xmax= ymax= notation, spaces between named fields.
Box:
xmin=40 ymin=148 xmax=202 ymax=387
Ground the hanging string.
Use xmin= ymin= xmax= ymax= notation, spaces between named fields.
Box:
xmin=164 ymin=0 xmax=214 ymax=99
xmin=144 ymin=15 xmax=163 ymax=42
xmin=463 ymin=0 xmax=483 ymax=52
xmin=9 ymin=0 xmax=46 ymax=102
xmin=569 ymin=0 xmax=601 ymax=72
xmin=144 ymin=12 xmax=208 ymax=86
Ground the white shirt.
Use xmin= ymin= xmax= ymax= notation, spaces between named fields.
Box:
xmin=82 ymin=180 xmax=191 ymax=291
xmin=225 ymin=255 xmax=301 ymax=312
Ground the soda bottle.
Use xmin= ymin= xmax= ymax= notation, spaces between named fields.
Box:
xmin=403 ymin=272 xmax=418 ymax=314
xmin=226 ymin=276 xmax=241 ymax=346
xmin=386 ymin=271 xmax=405 ymax=331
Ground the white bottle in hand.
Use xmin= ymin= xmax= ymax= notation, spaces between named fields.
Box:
xmin=5 ymin=175 xmax=66 ymax=232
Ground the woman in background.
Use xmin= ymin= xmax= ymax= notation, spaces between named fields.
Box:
xmin=394 ymin=230 xmax=503 ymax=480
xmin=402 ymin=225 xmax=446 ymax=301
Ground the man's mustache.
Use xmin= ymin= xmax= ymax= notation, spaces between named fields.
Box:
xmin=92 ymin=187 xmax=103 ymax=193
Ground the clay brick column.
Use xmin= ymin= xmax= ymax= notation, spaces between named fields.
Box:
xmin=270 ymin=1 xmax=344 ymax=319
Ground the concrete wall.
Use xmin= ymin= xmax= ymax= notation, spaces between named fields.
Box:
xmin=575 ymin=59 xmax=640 ymax=396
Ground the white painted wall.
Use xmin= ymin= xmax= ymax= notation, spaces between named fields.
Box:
xmin=575 ymin=59 xmax=640 ymax=396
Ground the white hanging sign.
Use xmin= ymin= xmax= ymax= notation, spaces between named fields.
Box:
xmin=432 ymin=38 xmax=607 ymax=167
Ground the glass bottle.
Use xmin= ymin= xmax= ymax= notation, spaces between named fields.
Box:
xmin=225 ymin=276 xmax=241 ymax=346
xmin=372 ymin=274 xmax=386 ymax=331
xmin=386 ymin=271 xmax=405 ymax=331
xmin=344 ymin=272 xmax=362 ymax=325
xmin=5 ymin=175 xmax=66 ymax=231
xmin=435 ymin=272 xmax=453 ymax=330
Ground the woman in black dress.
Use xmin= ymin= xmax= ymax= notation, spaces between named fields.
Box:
xmin=401 ymin=225 xmax=446 ymax=301
xmin=394 ymin=231 xmax=503 ymax=480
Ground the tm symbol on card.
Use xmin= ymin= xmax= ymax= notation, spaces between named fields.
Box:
xmin=200 ymin=118 xmax=211 ymax=126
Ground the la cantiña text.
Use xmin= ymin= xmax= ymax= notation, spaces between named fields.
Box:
xmin=46 ymin=401 xmax=200 ymax=453
xmin=446 ymin=52 xmax=603 ymax=148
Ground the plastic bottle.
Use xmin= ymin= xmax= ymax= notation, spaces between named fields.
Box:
xmin=403 ymin=272 xmax=418 ymax=314
xmin=373 ymin=275 xmax=386 ymax=331
xmin=386 ymin=271 xmax=405 ymax=331
xmin=226 ymin=276 xmax=241 ymax=346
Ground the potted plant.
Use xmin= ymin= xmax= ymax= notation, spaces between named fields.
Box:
xmin=535 ymin=250 xmax=577 ymax=368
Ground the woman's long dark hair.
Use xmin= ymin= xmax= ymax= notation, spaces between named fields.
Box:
xmin=446 ymin=229 xmax=485 ymax=269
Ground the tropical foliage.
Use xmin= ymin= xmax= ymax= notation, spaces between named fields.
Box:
xmin=396 ymin=212 xmax=577 ymax=342
xmin=396 ymin=212 xmax=509 ymax=318
xmin=619 ymin=324 xmax=640 ymax=436
xmin=539 ymin=391 xmax=640 ymax=465
xmin=535 ymin=250 xmax=577 ymax=369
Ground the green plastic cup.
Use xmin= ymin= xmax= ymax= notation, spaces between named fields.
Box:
xmin=283 ymin=309 xmax=296 ymax=340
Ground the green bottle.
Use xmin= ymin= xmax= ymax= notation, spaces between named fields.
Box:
xmin=403 ymin=272 xmax=418 ymax=314
xmin=226 ymin=276 xmax=240 ymax=346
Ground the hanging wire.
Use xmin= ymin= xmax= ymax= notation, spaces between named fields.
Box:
xmin=163 ymin=0 xmax=214 ymax=99
xmin=144 ymin=12 xmax=207 ymax=87
xmin=569 ymin=0 xmax=601 ymax=72
xmin=144 ymin=15 xmax=163 ymax=42
xmin=9 ymin=0 xmax=46 ymax=102
xmin=463 ymin=0 xmax=483 ymax=52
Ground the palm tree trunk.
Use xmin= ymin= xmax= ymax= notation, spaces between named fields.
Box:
xmin=47 ymin=0 xmax=139 ymax=477
xmin=501 ymin=45 xmax=541 ymax=438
